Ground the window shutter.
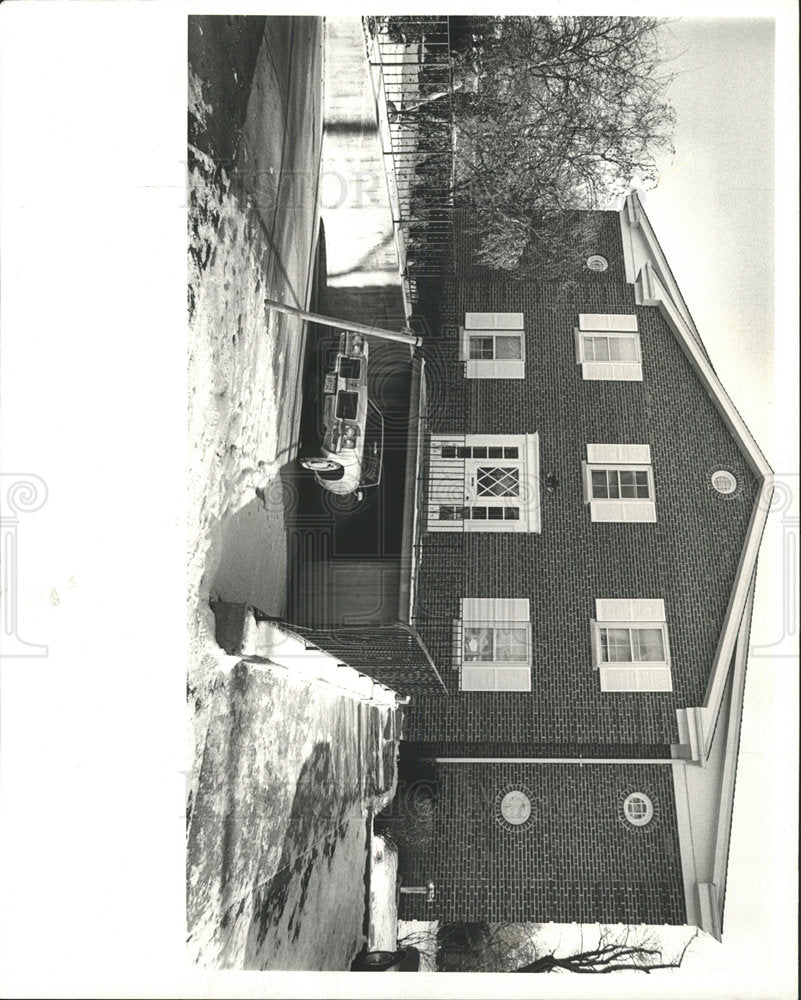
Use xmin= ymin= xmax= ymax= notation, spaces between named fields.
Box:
xmin=578 ymin=313 xmax=638 ymax=332
xmin=595 ymin=598 xmax=666 ymax=621
xmin=590 ymin=500 xmax=656 ymax=522
xmin=461 ymin=597 xmax=530 ymax=621
xmin=458 ymin=327 xmax=469 ymax=361
xmin=465 ymin=312 xmax=524 ymax=330
xmin=461 ymin=665 xmax=532 ymax=691
xmin=599 ymin=665 xmax=672 ymax=692
xmin=587 ymin=443 xmax=651 ymax=464
xmin=581 ymin=361 xmax=643 ymax=381
xmin=466 ymin=359 xmax=525 ymax=379
xmin=460 ymin=666 xmax=498 ymax=691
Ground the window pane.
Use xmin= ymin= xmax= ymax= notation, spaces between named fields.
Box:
xmin=635 ymin=471 xmax=649 ymax=498
xmin=591 ymin=470 xmax=608 ymax=498
xmin=441 ymin=446 xmax=456 ymax=458
xmin=609 ymin=337 xmax=637 ymax=362
xmin=472 ymin=447 xmax=488 ymax=459
xmin=471 ymin=507 xmax=487 ymax=519
xmin=607 ymin=471 xmax=620 ymax=498
xmin=469 ymin=336 xmax=494 ymax=360
xmin=588 ymin=336 xmax=610 ymax=361
xmin=495 ymin=335 xmax=522 ymax=360
xmin=503 ymin=447 xmax=519 ymax=459
xmin=464 ymin=627 xmax=494 ymax=661
xmin=632 ymin=628 xmax=665 ymax=661
xmin=504 ymin=508 xmax=520 ymax=520
xmin=439 ymin=506 xmax=458 ymax=520
xmin=600 ymin=628 xmax=632 ymax=662
xmin=495 ymin=627 xmax=528 ymax=661
xmin=488 ymin=447 xmax=503 ymax=458
xmin=620 ymin=470 xmax=637 ymax=498
xmin=477 ymin=467 xmax=520 ymax=497
xmin=456 ymin=447 xmax=470 ymax=458
xmin=487 ymin=507 xmax=504 ymax=519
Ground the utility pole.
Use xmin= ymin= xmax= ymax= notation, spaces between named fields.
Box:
xmin=265 ymin=298 xmax=422 ymax=348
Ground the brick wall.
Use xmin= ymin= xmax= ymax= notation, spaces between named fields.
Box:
xmin=389 ymin=760 xmax=685 ymax=925
xmin=408 ymin=209 xmax=758 ymax=752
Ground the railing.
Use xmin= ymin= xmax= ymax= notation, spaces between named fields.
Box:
xmin=364 ymin=16 xmax=456 ymax=312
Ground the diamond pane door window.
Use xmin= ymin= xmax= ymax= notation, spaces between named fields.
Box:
xmin=428 ymin=434 xmax=541 ymax=533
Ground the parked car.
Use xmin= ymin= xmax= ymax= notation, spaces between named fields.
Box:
xmin=350 ymin=946 xmax=421 ymax=972
xmin=300 ymin=331 xmax=384 ymax=499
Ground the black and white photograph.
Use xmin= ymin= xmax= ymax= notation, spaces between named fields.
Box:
xmin=0 ymin=4 xmax=798 ymax=998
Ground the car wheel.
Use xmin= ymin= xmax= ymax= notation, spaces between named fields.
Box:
xmin=300 ymin=456 xmax=342 ymax=473
xmin=354 ymin=950 xmax=400 ymax=971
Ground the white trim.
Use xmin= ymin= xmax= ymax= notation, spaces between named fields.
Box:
xmin=620 ymin=192 xmax=773 ymax=759
xmin=435 ymin=757 xmax=677 ymax=764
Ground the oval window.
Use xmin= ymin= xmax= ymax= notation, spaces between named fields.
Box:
xmin=712 ymin=470 xmax=737 ymax=494
xmin=586 ymin=255 xmax=608 ymax=271
xmin=623 ymin=792 xmax=654 ymax=826
xmin=500 ymin=790 xmax=532 ymax=825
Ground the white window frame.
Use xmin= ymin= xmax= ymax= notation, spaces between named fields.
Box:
xmin=455 ymin=598 xmax=532 ymax=691
xmin=428 ymin=433 xmax=541 ymax=533
xmin=582 ymin=444 xmax=657 ymax=522
xmin=591 ymin=598 xmax=672 ymax=692
xmin=574 ymin=313 xmax=642 ymax=381
xmin=459 ymin=312 xmax=525 ymax=379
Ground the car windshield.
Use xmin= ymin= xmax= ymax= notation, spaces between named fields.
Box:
xmin=361 ymin=400 xmax=384 ymax=487
xmin=336 ymin=391 xmax=359 ymax=420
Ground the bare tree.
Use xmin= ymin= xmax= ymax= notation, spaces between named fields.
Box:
xmin=449 ymin=16 xmax=677 ymax=271
xmin=434 ymin=921 xmax=700 ymax=974
xmin=514 ymin=925 xmax=699 ymax=973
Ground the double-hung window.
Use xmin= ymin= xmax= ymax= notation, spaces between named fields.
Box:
xmin=574 ymin=313 xmax=642 ymax=381
xmin=456 ymin=598 xmax=532 ymax=691
xmin=583 ymin=444 xmax=656 ymax=522
xmin=459 ymin=313 xmax=525 ymax=379
xmin=590 ymin=599 xmax=672 ymax=691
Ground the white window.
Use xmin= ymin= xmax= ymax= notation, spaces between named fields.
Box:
xmin=456 ymin=598 xmax=531 ymax=691
xmin=591 ymin=599 xmax=672 ymax=692
xmin=582 ymin=444 xmax=656 ymax=522
xmin=459 ymin=312 xmax=525 ymax=379
xmin=623 ymin=792 xmax=654 ymax=826
xmin=574 ymin=313 xmax=642 ymax=381
xmin=428 ymin=433 xmax=541 ymax=533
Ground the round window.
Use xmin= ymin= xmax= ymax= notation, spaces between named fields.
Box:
xmin=500 ymin=790 xmax=532 ymax=825
xmin=712 ymin=470 xmax=737 ymax=495
xmin=623 ymin=792 xmax=654 ymax=826
xmin=586 ymin=254 xmax=608 ymax=271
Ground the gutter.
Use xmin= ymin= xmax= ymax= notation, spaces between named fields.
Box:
xmin=398 ymin=355 xmax=426 ymax=624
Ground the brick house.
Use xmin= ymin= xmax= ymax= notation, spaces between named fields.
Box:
xmin=288 ymin=190 xmax=772 ymax=937
xmin=373 ymin=192 xmax=773 ymax=938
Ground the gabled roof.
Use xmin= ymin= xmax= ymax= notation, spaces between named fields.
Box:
xmin=620 ymin=192 xmax=774 ymax=938
xmin=619 ymin=191 xmax=773 ymax=763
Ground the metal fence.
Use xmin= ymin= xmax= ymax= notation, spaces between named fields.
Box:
xmin=364 ymin=16 xmax=456 ymax=309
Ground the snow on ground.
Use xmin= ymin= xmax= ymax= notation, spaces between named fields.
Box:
xmin=367 ymin=832 xmax=398 ymax=951
xmin=399 ymin=920 xmax=439 ymax=971
xmin=186 ymin=136 xmax=286 ymax=808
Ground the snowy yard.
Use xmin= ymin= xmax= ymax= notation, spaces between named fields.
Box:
xmin=185 ymin=18 xmax=404 ymax=971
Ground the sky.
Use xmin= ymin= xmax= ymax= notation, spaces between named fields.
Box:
xmin=0 ymin=4 xmax=797 ymax=1000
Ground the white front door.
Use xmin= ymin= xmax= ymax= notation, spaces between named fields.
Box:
xmin=427 ymin=434 xmax=541 ymax=533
